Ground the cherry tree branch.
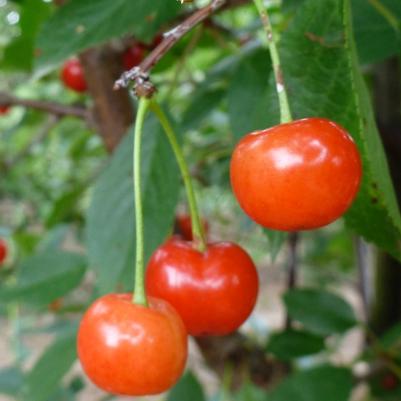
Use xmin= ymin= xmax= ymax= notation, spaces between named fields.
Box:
xmin=114 ymin=0 xmax=227 ymax=96
xmin=0 ymin=92 xmax=90 ymax=120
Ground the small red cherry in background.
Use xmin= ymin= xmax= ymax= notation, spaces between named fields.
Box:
xmin=230 ymin=118 xmax=362 ymax=231
xmin=0 ymin=239 xmax=8 ymax=265
xmin=122 ymin=44 xmax=146 ymax=70
xmin=146 ymin=237 xmax=259 ymax=336
xmin=61 ymin=59 xmax=87 ymax=93
xmin=380 ymin=373 xmax=398 ymax=390
xmin=176 ymin=213 xmax=209 ymax=241
xmin=149 ymin=34 xmax=163 ymax=49
xmin=0 ymin=105 xmax=10 ymax=115
xmin=77 ymin=293 xmax=187 ymax=396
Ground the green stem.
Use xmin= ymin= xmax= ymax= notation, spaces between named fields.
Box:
xmin=133 ymin=97 xmax=151 ymax=306
xmin=150 ymin=100 xmax=207 ymax=252
xmin=253 ymin=0 xmax=293 ymax=123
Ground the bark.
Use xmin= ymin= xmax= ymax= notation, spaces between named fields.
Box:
xmin=369 ymin=58 xmax=401 ymax=334
xmin=79 ymin=46 xmax=134 ymax=152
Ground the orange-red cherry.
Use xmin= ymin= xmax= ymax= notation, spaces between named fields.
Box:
xmin=122 ymin=45 xmax=145 ymax=70
xmin=61 ymin=59 xmax=87 ymax=93
xmin=0 ymin=239 xmax=7 ymax=265
xmin=77 ymin=293 xmax=187 ymax=396
xmin=146 ymin=237 xmax=259 ymax=336
xmin=230 ymin=118 xmax=362 ymax=231
xmin=0 ymin=105 xmax=10 ymax=115
xmin=176 ymin=213 xmax=209 ymax=241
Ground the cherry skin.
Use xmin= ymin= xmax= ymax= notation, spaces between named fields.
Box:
xmin=61 ymin=59 xmax=87 ymax=93
xmin=176 ymin=213 xmax=209 ymax=241
xmin=230 ymin=118 xmax=362 ymax=231
xmin=77 ymin=293 xmax=187 ymax=396
xmin=122 ymin=44 xmax=145 ymax=70
xmin=0 ymin=105 xmax=10 ymax=115
xmin=0 ymin=239 xmax=7 ymax=265
xmin=146 ymin=237 xmax=259 ymax=336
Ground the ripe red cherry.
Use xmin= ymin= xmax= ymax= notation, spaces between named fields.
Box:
xmin=0 ymin=105 xmax=10 ymax=115
xmin=0 ymin=239 xmax=7 ymax=265
xmin=381 ymin=373 xmax=398 ymax=390
xmin=176 ymin=213 xmax=209 ymax=241
xmin=230 ymin=118 xmax=362 ymax=231
xmin=146 ymin=237 xmax=259 ymax=336
xmin=122 ymin=44 xmax=145 ymax=70
xmin=61 ymin=59 xmax=87 ymax=93
xmin=77 ymin=293 xmax=187 ymax=396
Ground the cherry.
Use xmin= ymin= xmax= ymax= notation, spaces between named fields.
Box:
xmin=122 ymin=44 xmax=146 ymax=70
xmin=146 ymin=237 xmax=259 ymax=336
xmin=0 ymin=239 xmax=7 ymax=265
xmin=77 ymin=293 xmax=187 ymax=396
xmin=380 ymin=373 xmax=398 ymax=390
xmin=176 ymin=213 xmax=209 ymax=241
xmin=61 ymin=59 xmax=87 ymax=93
xmin=0 ymin=105 xmax=10 ymax=115
xmin=230 ymin=118 xmax=362 ymax=231
xmin=149 ymin=34 xmax=163 ymax=49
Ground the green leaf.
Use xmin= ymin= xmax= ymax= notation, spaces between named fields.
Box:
xmin=269 ymin=365 xmax=353 ymax=401
xmin=267 ymin=329 xmax=326 ymax=360
xmin=276 ymin=0 xmax=401 ymax=259
xmin=167 ymin=371 xmax=205 ymax=401
xmin=1 ymin=0 xmax=51 ymax=70
xmin=86 ymin=114 xmax=180 ymax=294
xmin=263 ymin=228 xmax=287 ymax=262
xmin=235 ymin=381 xmax=266 ymax=401
xmin=352 ymin=0 xmax=401 ymax=64
xmin=283 ymin=288 xmax=357 ymax=335
xmin=0 ymin=251 xmax=86 ymax=304
xmin=35 ymin=0 xmax=180 ymax=70
xmin=22 ymin=331 xmax=77 ymax=401
xmin=228 ymin=49 xmax=277 ymax=141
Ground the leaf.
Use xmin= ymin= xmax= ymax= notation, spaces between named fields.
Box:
xmin=275 ymin=0 xmax=401 ymax=259
xmin=35 ymin=0 xmax=180 ymax=70
xmin=283 ymin=288 xmax=357 ymax=335
xmin=1 ymin=0 xmax=51 ymax=71
xmin=167 ymin=371 xmax=205 ymax=401
xmin=0 ymin=251 xmax=86 ymax=304
xmin=263 ymin=228 xmax=287 ymax=262
xmin=86 ymin=114 xmax=180 ymax=294
xmin=352 ymin=0 xmax=401 ymax=64
xmin=22 ymin=331 xmax=77 ymax=401
xmin=235 ymin=381 xmax=266 ymax=401
xmin=0 ymin=366 xmax=24 ymax=396
xmin=228 ymin=49 xmax=277 ymax=141
xmin=267 ymin=329 xmax=326 ymax=360
xmin=269 ymin=365 xmax=353 ymax=401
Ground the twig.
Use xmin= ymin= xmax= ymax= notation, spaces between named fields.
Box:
xmin=285 ymin=232 xmax=299 ymax=329
xmin=0 ymin=92 xmax=89 ymax=120
xmin=114 ymin=0 xmax=227 ymax=95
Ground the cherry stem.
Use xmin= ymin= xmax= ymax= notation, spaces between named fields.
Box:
xmin=133 ymin=97 xmax=151 ymax=306
xmin=150 ymin=100 xmax=207 ymax=252
xmin=252 ymin=0 xmax=293 ymax=124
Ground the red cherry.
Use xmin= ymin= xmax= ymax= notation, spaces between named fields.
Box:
xmin=0 ymin=105 xmax=10 ymax=115
xmin=0 ymin=239 xmax=7 ymax=265
xmin=149 ymin=34 xmax=163 ymax=49
xmin=176 ymin=214 xmax=209 ymax=241
xmin=61 ymin=59 xmax=87 ymax=93
xmin=122 ymin=45 xmax=145 ymax=70
xmin=146 ymin=237 xmax=259 ymax=336
xmin=381 ymin=373 xmax=398 ymax=390
xmin=230 ymin=118 xmax=362 ymax=231
xmin=77 ymin=293 xmax=187 ymax=396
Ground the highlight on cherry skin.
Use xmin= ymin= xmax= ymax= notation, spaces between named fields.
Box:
xmin=77 ymin=293 xmax=188 ymax=396
xmin=61 ymin=59 xmax=87 ymax=93
xmin=146 ymin=236 xmax=259 ymax=336
xmin=230 ymin=117 xmax=362 ymax=232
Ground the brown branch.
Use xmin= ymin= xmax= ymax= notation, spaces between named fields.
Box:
xmin=0 ymin=92 xmax=89 ymax=120
xmin=114 ymin=0 xmax=227 ymax=95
